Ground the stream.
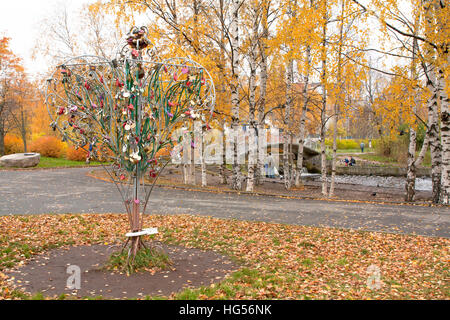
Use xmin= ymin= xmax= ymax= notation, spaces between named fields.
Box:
xmin=326 ymin=175 xmax=432 ymax=191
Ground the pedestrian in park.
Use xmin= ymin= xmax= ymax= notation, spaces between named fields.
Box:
xmin=350 ymin=157 xmax=356 ymax=166
xmin=267 ymin=152 xmax=275 ymax=179
xmin=360 ymin=142 xmax=365 ymax=153
xmin=344 ymin=158 xmax=349 ymax=166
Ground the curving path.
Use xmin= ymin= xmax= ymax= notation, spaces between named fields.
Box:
xmin=0 ymin=168 xmax=449 ymax=238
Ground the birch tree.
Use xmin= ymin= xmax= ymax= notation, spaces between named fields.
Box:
xmin=230 ymin=0 xmax=242 ymax=190
xmin=245 ymin=1 xmax=261 ymax=192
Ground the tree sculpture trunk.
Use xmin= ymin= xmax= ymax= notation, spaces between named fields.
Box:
xmin=129 ymin=199 xmax=141 ymax=263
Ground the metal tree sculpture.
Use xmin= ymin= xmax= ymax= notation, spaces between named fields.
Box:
xmin=45 ymin=27 xmax=215 ymax=265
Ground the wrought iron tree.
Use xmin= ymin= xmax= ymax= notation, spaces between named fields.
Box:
xmin=45 ymin=27 xmax=215 ymax=266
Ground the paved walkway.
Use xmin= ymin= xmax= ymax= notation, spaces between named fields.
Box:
xmin=0 ymin=168 xmax=449 ymax=238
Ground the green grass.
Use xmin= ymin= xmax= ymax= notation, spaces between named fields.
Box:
xmin=357 ymin=151 xmax=431 ymax=167
xmin=357 ymin=153 xmax=398 ymax=164
xmin=0 ymin=156 xmax=104 ymax=169
xmin=420 ymin=151 xmax=432 ymax=167
xmin=336 ymin=148 xmax=375 ymax=154
xmin=37 ymin=157 xmax=103 ymax=168
xmin=104 ymin=247 xmax=173 ymax=275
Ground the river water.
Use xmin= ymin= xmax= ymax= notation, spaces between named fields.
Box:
xmin=327 ymin=175 xmax=432 ymax=191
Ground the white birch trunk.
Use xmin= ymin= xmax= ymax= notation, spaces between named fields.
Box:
xmin=406 ymin=29 xmax=420 ymax=202
xmin=296 ymin=45 xmax=311 ymax=187
xmin=230 ymin=0 xmax=241 ymax=190
xmin=191 ymin=148 xmax=196 ymax=185
xmin=406 ymin=127 xmax=417 ymax=202
xmin=438 ymin=61 xmax=449 ymax=204
xmin=329 ymin=0 xmax=345 ymax=198
xmin=246 ymin=4 xmax=259 ymax=192
xmin=201 ymin=139 xmax=207 ymax=188
xmin=434 ymin=0 xmax=449 ymax=204
xmin=256 ymin=2 xmax=269 ymax=186
xmin=320 ymin=2 xmax=328 ymax=196
xmin=284 ymin=2 xmax=295 ymax=191
xmin=329 ymin=110 xmax=338 ymax=197
xmin=424 ymin=0 xmax=442 ymax=204
xmin=321 ymin=127 xmax=328 ymax=196
xmin=220 ymin=120 xmax=227 ymax=184
xmin=427 ymin=69 xmax=442 ymax=203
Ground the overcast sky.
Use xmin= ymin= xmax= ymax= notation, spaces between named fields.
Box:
xmin=0 ymin=0 xmax=95 ymax=76
xmin=0 ymin=0 xmax=406 ymax=82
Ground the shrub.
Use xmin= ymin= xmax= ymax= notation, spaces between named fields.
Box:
xmin=375 ymin=138 xmax=392 ymax=157
xmin=30 ymin=136 xmax=66 ymax=158
xmin=4 ymin=134 xmax=24 ymax=155
xmin=66 ymin=144 xmax=112 ymax=163
xmin=66 ymin=145 xmax=88 ymax=161
xmin=325 ymin=139 xmax=359 ymax=150
xmin=375 ymin=137 xmax=408 ymax=163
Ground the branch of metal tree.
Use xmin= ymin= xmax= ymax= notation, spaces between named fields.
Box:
xmin=142 ymin=159 xmax=172 ymax=215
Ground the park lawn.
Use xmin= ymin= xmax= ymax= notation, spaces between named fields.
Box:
xmin=356 ymin=154 xmax=399 ymax=164
xmin=37 ymin=157 xmax=104 ymax=168
xmin=336 ymin=148 xmax=374 ymax=154
xmin=0 ymin=157 xmax=104 ymax=169
xmin=0 ymin=214 xmax=448 ymax=300
xmin=357 ymin=152 xmax=432 ymax=167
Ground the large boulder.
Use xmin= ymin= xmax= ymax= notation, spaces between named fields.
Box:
xmin=0 ymin=153 xmax=41 ymax=168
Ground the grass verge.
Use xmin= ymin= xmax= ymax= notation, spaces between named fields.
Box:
xmin=0 ymin=157 xmax=104 ymax=169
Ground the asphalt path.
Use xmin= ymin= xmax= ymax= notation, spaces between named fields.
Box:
xmin=0 ymin=168 xmax=448 ymax=238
